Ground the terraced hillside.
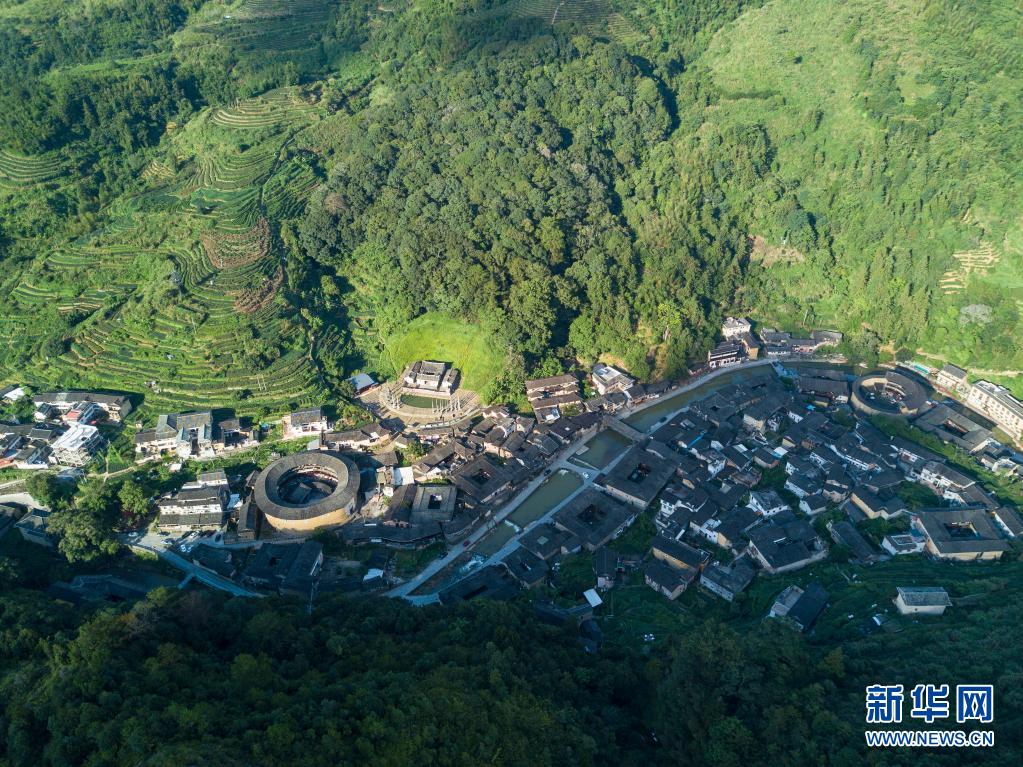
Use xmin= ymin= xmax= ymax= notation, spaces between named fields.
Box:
xmin=0 ymin=150 xmax=65 ymax=188
xmin=0 ymin=84 xmax=331 ymax=412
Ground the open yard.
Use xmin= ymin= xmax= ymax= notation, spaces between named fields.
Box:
xmin=379 ymin=312 xmax=508 ymax=394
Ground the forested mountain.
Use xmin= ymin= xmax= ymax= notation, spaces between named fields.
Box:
xmin=0 ymin=587 xmax=1020 ymax=766
xmin=0 ymin=0 xmax=1020 ymax=410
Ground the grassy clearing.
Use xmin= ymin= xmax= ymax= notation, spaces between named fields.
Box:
xmin=393 ymin=543 xmax=447 ymax=577
xmin=379 ymin=312 xmax=508 ymax=393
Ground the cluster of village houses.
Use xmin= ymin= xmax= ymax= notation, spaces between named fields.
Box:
xmin=706 ymin=317 xmax=844 ymax=369
xmin=4 ymin=320 xmax=1023 ymax=615
xmin=0 ymin=388 xmax=133 ymax=471
xmin=474 ymin=359 xmax=1021 ymax=630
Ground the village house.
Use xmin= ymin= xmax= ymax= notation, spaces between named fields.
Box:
xmin=190 ymin=544 xmax=237 ymax=579
xmin=503 ymin=547 xmax=549 ymax=589
xmin=1 ymin=385 xmax=25 ymax=403
xmin=594 ymin=548 xmax=618 ymax=590
xmin=784 ymin=453 xmax=821 ymax=479
xmin=991 ymin=506 xmax=1023 ymax=538
xmin=451 ymin=454 xmax=512 ymax=504
xmin=699 ymin=506 xmax=759 ymax=552
xmin=823 ymin=467 xmax=854 ymax=502
xmin=768 ymin=583 xmax=828 ymax=631
xmin=827 ymin=520 xmax=880 ymax=564
xmin=644 ymin=559 xmax=697 ymax=600
xmin=213 ymin=417 xmax=257 ymax=451
xmin=553 ymin=489 xmax=637 ymax=551
xmin=135 ymin=411 xmax=214 ymax=459
xmin=520 ymin=522 xmax=582 ymax=562
xmin=742 ymin=395 xmax=786 ymax=433
xmin=748 ymin=489 xmax=790 ymax=518
xmin=913 ymin=404 xmax=994 ymax=454
xmin=799 ymin=494 xmax=829 ymax=516
xmin=242 ymin=541 xmax=324 ymax=598
xmin=187 ymin=470 xmax=230 ymax=490
xmin=918 ymin=461 xmax=977 ymax=503
xmin=348 ymin=373 xmax=377 ymax=395
xmin=158 ymin=485 xmax=228 ymax=532
xmin=598 ymin=444 xmax=679 ymax=510
xmin=412 ymin=440 xmax=476 ymax=480
xmin=32 ymin=391 xmax=133 ymax=423
xmin=934 ymin=364 xmax=969 ymax=395
xmin=700 ymin=554 xmax=756 ymax=602
xmin=524 ymin=374 xmax=582 ymax=422
xmin=797 ymin=376 xmax=849 ymax=404
xmin=650 ymin=535 xmax=710 ymax=574
xmin=344 ymin=484 xmax=451 ymax=549
xmin=881 ymin=532 xmax=925 ymax=556
xmin=590 ymin=363 xmax=635 ymax=396
xmin=721 ymin=316 xmax=752 ymax=339
xmin=912 ymin=509 xmax=1010 ymax=561
xmin=888 ymin=436 xmax=942 ymax=478
xmin=0 ymin=427 xmax=52 ymax=469
xmin=747 ymin=514 xmax=827 ymax=574
xmin=321 ymin=423 xmax=392 ymax=451
xmin=707 ymin=340 xmax=745 ymax=369
xmin=49 ymin=423 xmax=104 ymax=467
xmin=282 ymin=407 xmax=330 ymax=440
xmin=894 ymin=586 xmax=952 ymax=616
xmin=784 ymin=472 xmax=821 ymax=499
xmin=15 ymin=509 xmax=54 ymax=548
xmin=965 ymin=380 xmax=1023 ymax=442
xmin=403 ymin=361 xmax=459 ymax=396
xmin=848 ymin=487 xmax=907 ymax=520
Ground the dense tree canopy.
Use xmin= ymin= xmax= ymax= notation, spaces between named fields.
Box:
xmin=0 ymin=587 xmax=1020 ymax=766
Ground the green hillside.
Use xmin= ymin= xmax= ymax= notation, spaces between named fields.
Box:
xmin=702 ymin=0 xmax=1023 ymax=369
xmin=0 ymin=0 xmax=1020 ymax=416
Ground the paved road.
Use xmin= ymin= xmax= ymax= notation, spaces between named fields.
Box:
xmin=0 ymin=491 xmax=42 ymax=508
xmin=479 ymin=447 xmax=633 ymax=567
xmin=126 ymin=531 xmax=261 ymax=597
xmin=386 ymin=430 xmax=605 ymax=598
xmin=618 ymin=357 xmax=778 ymax=425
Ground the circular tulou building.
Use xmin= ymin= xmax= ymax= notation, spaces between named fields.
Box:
xmin=850 ymin=370 xmax=928 ymax=417
xmin=253 ymin=450 xmax=360 ymax=534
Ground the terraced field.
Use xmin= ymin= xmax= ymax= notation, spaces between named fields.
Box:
xmin=939 ymin=241 xmax=1000 ymax=295
xmin=478 ymin=0 xmax=645 ymax=43
xmin=0 ymin=149 xmax=65 ymax=187
xmin=0 ymin=83 xmax=330 ymax=414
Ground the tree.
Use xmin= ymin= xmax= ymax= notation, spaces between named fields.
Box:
xmin=118 ymin=479 xmax=150 ymax=527
xmin=47 ymin=478 xmax=121 ymax=563
xmin=25 ymin=473 xmax=70 ymax=510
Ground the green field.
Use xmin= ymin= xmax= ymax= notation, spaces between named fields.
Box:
xmin=379 ymin=312 xmax=509 ymax=394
